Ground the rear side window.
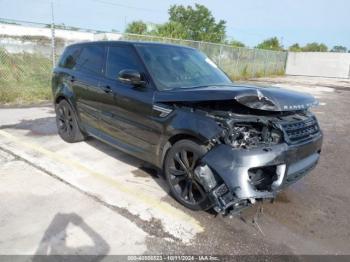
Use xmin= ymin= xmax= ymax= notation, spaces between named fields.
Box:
xmin=58 ymin=46 xmax=81 ymax=69
xmin=106 ymin=46 xmax=143 ymax=79
xmin=75 ymin=45 xmax=105 ymax=75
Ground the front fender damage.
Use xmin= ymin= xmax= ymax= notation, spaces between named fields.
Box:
xmin=162 ymin=98 xmax=322 ymax=215
xmin=202 ymin=144 xmax=287 ymax=199
xmin=194 ymin=136 xmax=322 ymax=215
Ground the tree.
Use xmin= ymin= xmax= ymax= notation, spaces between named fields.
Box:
xmin=256 ymin=37 xmax=283 ymax=51
xmin=229 ymin=40 xmax=245 ymax=48
xmin=289 ymin=43 xmax=302 ymax=52
xmin=331 ymin=45 xmax=347 ymax=53
xmin=155 ymin=22 xmax=187 ymax=39
xmin=302 ymin=42 xmax=328 ymax=52
xmin=124 ymin=4 xmax=226 ymax=42
xmin=125 ymin=21 xmax=148 ymax=35
xmin=166 ymin=4 xmax=226 ymax=43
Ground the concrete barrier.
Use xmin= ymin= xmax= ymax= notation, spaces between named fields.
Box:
xmin=286 ymin=52 xmax=350 ymax=79
xmin=0 ymin=23 xmax=95 ymax=41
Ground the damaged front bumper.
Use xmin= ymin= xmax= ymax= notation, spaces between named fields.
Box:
xmin=200 ymin=133 xmax=323 ymax=214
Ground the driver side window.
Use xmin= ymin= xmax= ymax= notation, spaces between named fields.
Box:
xmin=105 ymin=45 xmax=143 ymax=80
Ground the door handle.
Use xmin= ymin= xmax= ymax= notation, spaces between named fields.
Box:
xmin=102 ymin=85 xmax=113 ymax=94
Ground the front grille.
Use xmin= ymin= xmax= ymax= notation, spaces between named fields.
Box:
xmin=281 ymin=116 xmax=320 ymax=144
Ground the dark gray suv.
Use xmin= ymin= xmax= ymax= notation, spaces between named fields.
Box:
xmin=52 ymin=41 xmax=323 ymax=215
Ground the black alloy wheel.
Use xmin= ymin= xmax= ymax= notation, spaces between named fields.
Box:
xmin=164 ymin=139 xmax=213 ymax=210
xmin=55 ymin=100 xmax=86 ymax=143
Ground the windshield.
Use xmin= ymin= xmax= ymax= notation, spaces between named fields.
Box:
xmin=135 ymin=44 xmax=232 ymax=91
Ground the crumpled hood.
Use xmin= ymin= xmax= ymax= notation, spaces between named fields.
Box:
xmin=154 ymin=84 xmax=318 ymax=111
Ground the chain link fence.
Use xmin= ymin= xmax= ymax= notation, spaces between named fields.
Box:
xmin=0 ymin=34 xmax=55 ymax=103
xmin=0 ymin=20 xmax=287 ymax=103
xmin=121 ymin=34 xmax=287 ymax=80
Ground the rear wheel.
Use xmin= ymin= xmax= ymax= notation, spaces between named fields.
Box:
xmin=55 ymin=100 xmax=86 ymax=143
xmin=164 ymin=139 xmax=213 ymax=210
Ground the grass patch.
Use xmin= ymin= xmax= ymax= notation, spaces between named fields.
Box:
xmin=0 ymin=48 xmax=52 ymax=104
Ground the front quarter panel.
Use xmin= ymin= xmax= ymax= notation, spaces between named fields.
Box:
xmin=156 ymin=107 xmax=223 ymax=166
xmin=164 ymin=108 xmax=222 ymax=142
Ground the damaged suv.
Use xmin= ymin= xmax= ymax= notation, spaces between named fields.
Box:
xmin=52 ymin=41 xmax=323 ymax=214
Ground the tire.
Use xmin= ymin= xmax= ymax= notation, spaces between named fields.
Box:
xmin=164 ymin=139 xmax=213 ymax=211
xmin=55 ymin=100 xmax=86 ymax=143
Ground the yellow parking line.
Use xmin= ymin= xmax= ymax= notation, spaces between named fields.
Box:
xmin=0 ymin=129 xmax=203 ymax=232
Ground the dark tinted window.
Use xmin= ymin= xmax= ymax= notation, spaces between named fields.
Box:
xmin=106 ymin=46 xmax=142 ymax=79
xmin=75 ymin=45 xmax=104 ymax=75
xmin=58 ymin=46 xmax=81 ymax=69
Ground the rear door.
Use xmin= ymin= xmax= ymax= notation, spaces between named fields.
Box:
xmin=99 ymin=44 xmax=159 ymax=161
xmin=72 ymin=44 xmax=106 ymax=131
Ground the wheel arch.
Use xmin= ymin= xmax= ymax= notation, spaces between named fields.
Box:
xmin=158 ymin=111 xmax=222 ymax=167
xmin=54 ymin=92 xmax=84 ymax=134
xmin=168 ymin=133 xmax=204 ymax=146
xmin=53 ymin=80 xmax=77 ymax=107
xmin=160 ymin=132 xmax=208 ymax=170
xmin=54 ymin=95 xmax=67 ymax=105
xmin=54 ymin=94 xmax=76 ymax=114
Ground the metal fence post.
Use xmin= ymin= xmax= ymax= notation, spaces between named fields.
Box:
xmin=218 ymin=45 xmax=223 ymax=67
xmin=51 ymin=1 xmax=56 ymax=68
xmin=252 ymin=49 xmax=257 ymax=77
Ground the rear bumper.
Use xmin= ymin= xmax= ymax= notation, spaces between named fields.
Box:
xmin=201 ymin=133 xmax=323 ymax=206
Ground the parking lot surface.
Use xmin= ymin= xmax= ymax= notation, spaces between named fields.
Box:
xmin=0 ymin=76 xmax=350 ymax=255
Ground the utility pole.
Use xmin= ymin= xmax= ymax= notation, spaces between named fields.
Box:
xmin=51 ymin=0 xmax=56 ymax=68
xmin=280 ymin=36 xmax=284 ymax=49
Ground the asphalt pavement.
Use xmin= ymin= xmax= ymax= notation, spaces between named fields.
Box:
xmin=0 ymin=76 xmax=349 ymax=256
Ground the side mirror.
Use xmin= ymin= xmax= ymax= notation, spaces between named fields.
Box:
xmin=118 ymin=69 xmax=145 ymax=87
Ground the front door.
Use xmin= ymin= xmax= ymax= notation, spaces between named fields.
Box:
xmin=99 ymin=44 xmax=159 ymax=162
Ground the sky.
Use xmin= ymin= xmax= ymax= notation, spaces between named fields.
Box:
xmin=0 ymin=0 xmax=349 ymax=49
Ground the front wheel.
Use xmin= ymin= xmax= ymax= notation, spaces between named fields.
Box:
xmin=164 ymin=139 xmax=213 ymax=211
xmin=55 ymin=100 xmax=86 ymax=143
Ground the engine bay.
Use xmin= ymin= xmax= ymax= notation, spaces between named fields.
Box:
xmin=212 ymin=113 xmax=283 ymax=149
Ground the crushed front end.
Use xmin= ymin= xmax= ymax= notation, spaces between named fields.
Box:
xmin=194 ymin=108 xmax=323 ymax=215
